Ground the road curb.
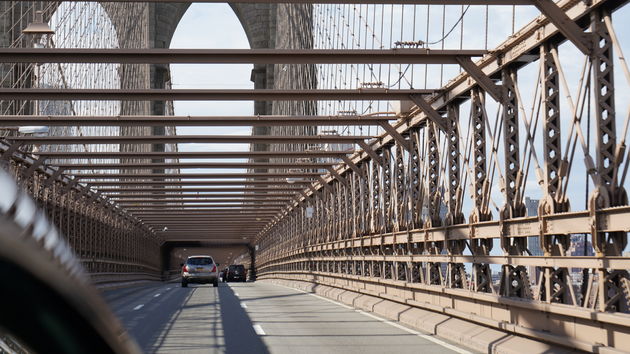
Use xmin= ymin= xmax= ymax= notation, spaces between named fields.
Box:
xmin=261 ymin=278 xmax=576 ymax=354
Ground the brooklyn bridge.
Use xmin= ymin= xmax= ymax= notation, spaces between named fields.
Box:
xmin=0 ymin=0 xmax=629 ymax=353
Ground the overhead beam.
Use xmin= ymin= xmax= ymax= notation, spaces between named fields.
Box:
xmin=154 ymin=223 xmax=269 ymax=226
xmin=107 ymin=194 xmax=296 ymax=198
xmin=118 ymin=200 xmax=286 ymax=209
xmin=0 ymin=115 xmax=394 ymax=127
xmin=126 ymin=206 xmax=283 ymax=210
xmin=0 ymin=89 xmax=435 ymax=101
xmin=113 ymin=198 xmax=292 ymax=202
xmin=0 ymin=48 xmax=487 ymax=64
xmin=56 ymin=162 xmax=333 ymax=170
xmin=7 ymin=134 xmax=369 ymax=145
xmin=131 ymin=212 xmax=279 ymax=216
xmin=28 ymin=0 xmax=531 ymax=4
xmin=72 ymin=172 xmax=323 ymax=179
xmin=27 ymin=151 xmax=351 ymax=159
xmin=97 ymin=187 xmax=304 ymax=193
xmin=132 ymin=211 xmax=279 ymax=215
xmin=158 ymin=232 xmax=261 ymax=234
xmin=84 ymin=180 xmax=313 ymax=186
xmin=140 ymin=216 xmax=275 ymax=220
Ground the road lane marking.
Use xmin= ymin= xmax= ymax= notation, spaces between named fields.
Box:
xmin=133 ymin=304 xmax=144 ymax=311
xmin=253 ymin=324 xmax=265 ymax=336
xmin=234 ymin=292 xmax=240 ymax=296
xmin=240 ymin=303 xmax=248 ymax=308
xmin=154 ymin=293 xmax=161 ymax=297
xmin=309 ymin=293 xmax=353 ymax=309
xmin=280 ymin=284 xmax=471 ymax=354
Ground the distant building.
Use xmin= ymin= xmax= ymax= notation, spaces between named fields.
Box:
xmin=524 ymin=197 xmax=542 ymax=284
xmin=525 ymin=197 xmax=543 ymax=256
xmin=569 ymin=234 xmax=594 ymax=281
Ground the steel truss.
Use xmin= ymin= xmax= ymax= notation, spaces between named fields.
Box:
xmin=1 ymin=0 xmax=630 ymax=351
xmin=254 ymin=1 xmax=630 ymax=352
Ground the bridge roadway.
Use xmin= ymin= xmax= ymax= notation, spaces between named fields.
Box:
xmin=102 ymin=281 xmax=469 ymax=354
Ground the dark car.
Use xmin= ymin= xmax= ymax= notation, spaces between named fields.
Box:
xmin=224 ymin=264 xmax=246 ymax=282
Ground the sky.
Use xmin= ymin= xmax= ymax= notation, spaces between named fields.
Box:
xmin=169 ymin=4 xmax=253 ymax=171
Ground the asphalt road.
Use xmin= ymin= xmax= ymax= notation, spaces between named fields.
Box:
xmin=102 ymin=281 xmax=470 ymax=354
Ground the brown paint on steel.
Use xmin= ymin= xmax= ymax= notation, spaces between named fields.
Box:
xmin=85 ymin=180 xmax=313 ymax=186
xmin=114 ymin=198 xmax=292 ymax=202
xmin=55 ymin=162 xmax=333 ymax=170
xmin=0 ymin=115 xmax=389 ymax=126
xmin=73 ymin=172 xmax=324 ymax=179
xmin=28 ymin=0 xmax=531 ymax=4
xmin=8 ymin=134 xmax=370 ymax=145
xmin=0 ymin=49 xmax=486 ymax=64
xmin=107 ymin=194 xmax=296 ymax=198
xmin=123 ymin=204 xmax=285 ymax=208
xmin=0 ymin=88 xmax=434 ymax=101
xmin=97 ymin=188 xmax=304 ymax=193
xmin=32 ymin=151 xmax=351 ymax=159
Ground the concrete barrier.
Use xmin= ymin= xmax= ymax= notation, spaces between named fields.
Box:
xmin=262 ymin=278 xmax=576 ymax=354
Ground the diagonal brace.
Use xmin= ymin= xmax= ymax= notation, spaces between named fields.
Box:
xmin=326 ymin=167 xmax=350 ymax=188
xmin=0 ymin=142 xmax=24 ymax=160
xmin=378 ymin=122 xmax=411 ymax=151
xmin=43 ymin=167 xmax=66 ymax=187
xmin=357 ymin=141 xmax=384 ymax=166
xmin=531 ymin=0 xmax=591 ymax=55
xmin=409 ymin=94 xmax=448 ymax=131
xmin=456 ymin=57 xmax=502 ymax=102
xmin=317 ymin=176 xmax=335 ymax=193
xmin=341 ymin=156 xmax=366 ymax=179
xmin=21 ymin=157 xmax=47 ymax=178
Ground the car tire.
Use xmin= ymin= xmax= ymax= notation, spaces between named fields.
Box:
xmin=213 ymin=279 xmax=218 ymax=287
xmin=181 ymin=280 xmax=188 ymax=287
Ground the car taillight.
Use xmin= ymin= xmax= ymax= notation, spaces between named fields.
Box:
xmin=183 ymin=265 xmax=188 ymax=272
xmin=211 ymin=265 xmax=216 ymax=272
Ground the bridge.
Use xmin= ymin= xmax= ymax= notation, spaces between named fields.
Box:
xmin=0 ymin=0 xmax=629 ymax=353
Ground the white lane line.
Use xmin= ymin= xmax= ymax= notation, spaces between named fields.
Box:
xmin=274 ymin=283 xmax=469 ymax=352
xmin=154 ymin=293 xmax=161 ymax=298
xmin=300 ymin=289 xmax=471 ymax=354
xmin=234 ymin=292 xmax=240 ymax=296
xmin=240 ymin=303 xmax=248 ymax=309
xmin=355 ymin=310 xmax=472 ymax=354
xmin=133 ymin=304 xmax=144 ymax=311
xmin=309 ymin=293 xmax=353 ymax=309
xmin=165 ymin=287 xmax=172 ymax=291
xmin=253 ymin=324 xmax=266 ymax=336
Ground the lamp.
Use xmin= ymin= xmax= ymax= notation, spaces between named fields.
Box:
xmin=23 ymin=10 xmax=54 ymax=50
xmin=22 ymin=11 xmax=54 ymax=38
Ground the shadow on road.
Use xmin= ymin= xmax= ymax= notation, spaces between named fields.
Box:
xmin=218 ymin=284 xmax=270 ymax=354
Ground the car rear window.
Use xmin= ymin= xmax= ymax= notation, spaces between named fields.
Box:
xmin=187 ymin=257 xmax=213 ymax=265
xmin=229 ymin=265 xmax=245 ymax=270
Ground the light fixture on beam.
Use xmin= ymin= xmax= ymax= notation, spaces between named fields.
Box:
xmin=22 ymin=11 xmax=54 ymax=39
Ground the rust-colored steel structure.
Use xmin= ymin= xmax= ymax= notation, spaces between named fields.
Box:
xmin=0 ymin=115 xmax=395 ymax=126
xmin=2 ymin=0 xmax=630 ymax=352
xmin=0 ymin=88 xmax=435 ymax=101
xmin=0 ymin=48 xmax=486 ymax=64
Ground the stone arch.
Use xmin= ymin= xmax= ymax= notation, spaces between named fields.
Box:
xmin=147 ymin=3 xmax=277 ymax=117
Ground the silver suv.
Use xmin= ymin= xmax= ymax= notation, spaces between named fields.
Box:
xmin=181 ymin=256 xmax=219 ymax=287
